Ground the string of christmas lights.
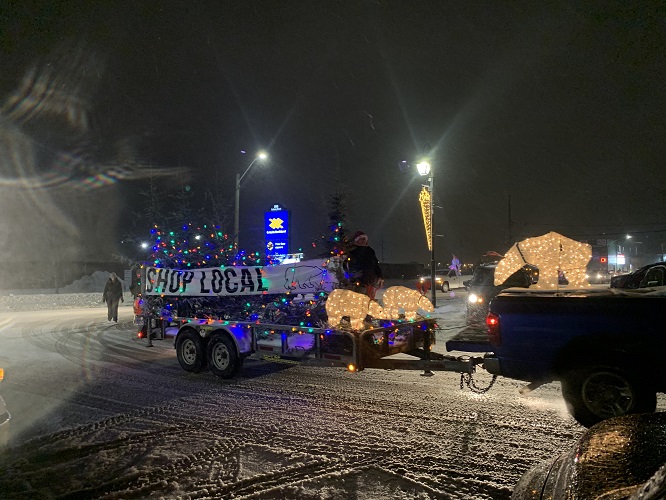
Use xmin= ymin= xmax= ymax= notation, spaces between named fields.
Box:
xmin=146 ymin=222 xmax=278 ymax=269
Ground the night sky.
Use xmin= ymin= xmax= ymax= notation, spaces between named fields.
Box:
xmin=1 ymin=1 xmax=665 ymax=271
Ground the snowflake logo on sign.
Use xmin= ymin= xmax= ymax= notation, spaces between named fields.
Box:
xmin=269 ymin=218 xmax=284 ymax=230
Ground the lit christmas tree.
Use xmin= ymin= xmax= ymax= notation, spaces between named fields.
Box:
xmin=145 ymin=222 xmax=257 ymax=269
xmin=140 ymin=222 xmax=327 ymax=327
xmin=132 ymin=184 xmax=324 ymax=328
xmin=134 ymin=183 xmax=265 ymax=269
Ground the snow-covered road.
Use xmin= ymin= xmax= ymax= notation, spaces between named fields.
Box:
xmin=0 ymin=293 xmax=662 ymax=498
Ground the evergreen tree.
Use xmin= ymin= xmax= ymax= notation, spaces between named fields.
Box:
xmin=315 ymin=189 xmax=350 ymax=258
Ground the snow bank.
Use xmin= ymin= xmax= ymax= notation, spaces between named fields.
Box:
xmin=0 ymin=271 xmax=129 ymax=312
xmin=0 ymin=292 xmax=133 ymax=312
xmin=60 ymin=270 xmax=121 ymax=294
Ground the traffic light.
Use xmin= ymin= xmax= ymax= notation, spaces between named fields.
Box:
xmin=600 ymin=257 xmax=607 ymax=263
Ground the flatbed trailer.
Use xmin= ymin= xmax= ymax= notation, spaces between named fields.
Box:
xmin=158 ymin=316 xmax=483 ymax=378
xmin=134 ymin=263 xmax=485 ymax=380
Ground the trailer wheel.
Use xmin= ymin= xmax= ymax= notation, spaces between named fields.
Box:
xmin=561 ymin=365 xmax=656 ymax=428
xmin=441 ymin=282 xmax=450 ymax=292
xmin=207 ymin=334 xmax=241 ymax=379
xmin=176 ymin=329 xmax=207 ymax=373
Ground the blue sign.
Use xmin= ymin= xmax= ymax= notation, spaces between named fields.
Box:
xmin=265 ymin=205 xmax=289 ymax=255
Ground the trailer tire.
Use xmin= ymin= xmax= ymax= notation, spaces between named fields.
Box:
xmin=561 ymin=364 xmax=656 ymax=428
xmin=176 ymin=329 xmax=207 ymax=373
xmin=441 ymin=282 xmax=450 ymax=292
xmin=207 ymin=334 xmax=241 ymax=379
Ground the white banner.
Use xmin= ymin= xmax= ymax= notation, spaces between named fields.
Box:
xmin=144 ymin=259 xmax=338 ymax=297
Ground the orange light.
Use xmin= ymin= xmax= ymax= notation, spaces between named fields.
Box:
xmin=347 ymin=364 xmax=357 ymax=372
xmin=0 ymin=368 xmax=4 ymax=381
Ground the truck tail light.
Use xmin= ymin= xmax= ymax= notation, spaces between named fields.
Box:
xmin=486 ymin=312 xmax=501 ymax=346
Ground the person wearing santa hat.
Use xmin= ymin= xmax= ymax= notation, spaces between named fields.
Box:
xmin=344 ymin=230 xmax=384 ymax=300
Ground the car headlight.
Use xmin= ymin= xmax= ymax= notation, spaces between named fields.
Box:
xmin=419 ymin=278 xmax=425 ymax=282
xmin=468 ymin=293 xmax=482 ymax=304
xmin=436 ymin=278 xmax=442 ymax=282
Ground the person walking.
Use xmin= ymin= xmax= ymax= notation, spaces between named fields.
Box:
xmin=344 ymin=230 xmax=384 ymax=300
xmin=103 ymin=272 xmax=124 ymax=322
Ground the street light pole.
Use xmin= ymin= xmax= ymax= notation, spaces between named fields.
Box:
xmin=417 ymin=161 xmax=436 ymax=308
xmin=417 ymin=160 xmax=435 ymax=373
xmin=233 ymin=152 xmax=268 ymax=250
xmin=428 ymin=173 xmax=436 ymax=308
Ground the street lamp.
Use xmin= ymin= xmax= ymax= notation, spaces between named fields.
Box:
xmin=608 ymin=234 xmax=632 ymax=273
xmin=417 ymin=160 xmax=436 ymax=308
xmin=234 ymin=152 xmax=268 ymax=249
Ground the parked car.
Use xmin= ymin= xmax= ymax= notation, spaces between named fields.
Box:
xmin=0 ymin=367 xmax=9 ymax=449
xmin=466 ymin=262 xmax=533 ymax=324
xmin=610 ymin=262 xmax=666 ymax=289
xmin=416 ymin=269 xmax=468 ymax=293
xmin=512 ymin=412 xmax=666 ymax=499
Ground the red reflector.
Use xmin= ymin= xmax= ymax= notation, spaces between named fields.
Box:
xmin=486 ymin=312 xmax=501 ymax=346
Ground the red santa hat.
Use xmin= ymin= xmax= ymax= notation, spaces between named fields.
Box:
xmin=353 ymin=231 xmax=367 ymax=242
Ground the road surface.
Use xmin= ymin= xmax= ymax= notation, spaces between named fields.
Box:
xmin=0 ymin=295 xmax=661 ymax=498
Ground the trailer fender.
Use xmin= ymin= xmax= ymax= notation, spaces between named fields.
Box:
xmin=180 ymin=323 xmax=251 ymax=355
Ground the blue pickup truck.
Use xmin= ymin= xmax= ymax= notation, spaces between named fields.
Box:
xmin=447 ymin=287 xmax=666 ymax=427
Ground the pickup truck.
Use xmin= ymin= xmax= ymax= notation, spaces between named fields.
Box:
xmin=417 ymin=269 xmax=469 ymax=293
xmin=447 ymin=287 xmax=666 ymax=427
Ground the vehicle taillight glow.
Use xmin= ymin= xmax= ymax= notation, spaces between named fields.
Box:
xmin=486 ymin=312 xmax=501 ymax=346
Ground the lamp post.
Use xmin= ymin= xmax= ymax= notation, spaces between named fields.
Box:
xmin=234 ymin=152 xmax=268 ymax=250
xmin=417 ymin=160 xmax=436 ymax=308
xmin=607 ymin=234 xmax=632 ymax=273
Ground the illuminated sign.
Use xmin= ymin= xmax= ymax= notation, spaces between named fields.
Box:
xmin=265 ymin=204 xmax=289 ymax=255
xmin=266 ymin=240 xmax=287 ymax=253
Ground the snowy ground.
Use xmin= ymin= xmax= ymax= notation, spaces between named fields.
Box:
xmin=0 ymin=282 xmax=663 ymax=499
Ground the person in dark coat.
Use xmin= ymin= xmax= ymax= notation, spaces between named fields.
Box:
xmin=344 ymin=230 xmax=384 ymax=300
xmin=103 ymin=272 xmax=124 ymax=322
